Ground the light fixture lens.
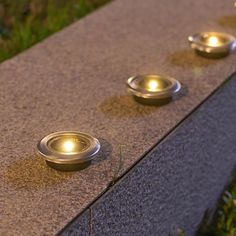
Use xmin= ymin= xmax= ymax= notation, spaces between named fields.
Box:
xmin=47 ymin=135 xmax=89 ymax=155
xmin=206 ymin=36 xmax=220 ymax=47
xmin=138 ymin=76 xmax=172 ymax=92
xmin=63 ymin=140 xmax=76 ymax=153
xmin=147 ymin=80 xmax=159 ymax=91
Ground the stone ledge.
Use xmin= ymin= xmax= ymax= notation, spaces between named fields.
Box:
xmin=1 ymin=0 xmax=236 ymax=235
xmin=60 ymin=73 xmax=236 ymax=236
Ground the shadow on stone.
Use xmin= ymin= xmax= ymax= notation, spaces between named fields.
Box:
xmin=133 ymin=96 xmax=172 ymax=106
xmin=98 ymin=94 xmax=158 ymax=118
xmin=4 ymin=155 xmax=74 ymax=189
xmin=45 ymin=160 xmax=91 ymax=172
xmin=177 ymin=83 xmax=188 ymax=100
xmin=91 ymin=138 xmax=112 ymax=165
xmin=168 ymin=49 xmax=218 ymax=69
xmin=217 ymin=15 xmax=236 ymax=29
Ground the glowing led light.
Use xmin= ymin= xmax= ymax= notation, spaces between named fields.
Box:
xmin=63 ymin=140 xmax=75 ymax=153
xmin=188 ymin=32 xmax=236 ymax=58
xmin=207 ymin=36 xmax=220 ymax=46
xmin=127 ymin=74 xmax=181 ymax=105
xmin=37 ymin=131 xmax=100 ymax=171
xmin=147 ymin=80 xmax=159 ymax=91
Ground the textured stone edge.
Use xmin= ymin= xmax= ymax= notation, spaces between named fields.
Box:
xmin=57 ymin=71 xmax=236 ymax=235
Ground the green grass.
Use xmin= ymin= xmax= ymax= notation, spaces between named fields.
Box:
xmin=178 ymin=180 xmax=236 ymax=236
xmin=197 ymin=181 xmax=236 ymax=236
xmin=0 ymin=0 xmax=110 ymax=62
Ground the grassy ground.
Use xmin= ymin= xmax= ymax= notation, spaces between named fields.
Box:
xmin=178 ymin=180 xmax=236 ymax=236
xmin=0 ymin=0 xmax=110 ymax=62
xmin=196 ymin=181 xmax=236 ymax=236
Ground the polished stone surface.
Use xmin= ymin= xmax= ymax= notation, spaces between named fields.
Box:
xmin=1 ymin=0 xmax=236 ymax=235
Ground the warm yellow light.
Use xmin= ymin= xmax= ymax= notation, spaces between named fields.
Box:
xmin=63 ymin=140 xmax=75 ymax=153
xmin=207 ymin=36 xmax=220 ymax=46
xmin=147 ymin=80 xmax=159 ymax=91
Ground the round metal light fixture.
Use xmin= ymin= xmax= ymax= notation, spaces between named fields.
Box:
xmin=127 ymin=74 xmax=181 ymax=105
xmin=37 ymin=131 xmax=100 ymax=171
xmin=188 ymin=32 xmax=236 ymax=58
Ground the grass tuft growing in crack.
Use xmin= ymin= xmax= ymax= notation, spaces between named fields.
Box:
xmin=108 ymin=145 xmax=124 ymax=188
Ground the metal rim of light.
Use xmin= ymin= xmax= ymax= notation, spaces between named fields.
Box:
xmin=37 ymin=131 xmax=100 ymax=164
xmin=188 ymin=31 xmax=236 ymax=54
xmin=127 ymin=74 xmax=181 ymax=99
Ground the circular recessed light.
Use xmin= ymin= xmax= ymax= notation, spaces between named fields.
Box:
xmin=37 ymin=131 xmax=100 ymax=171
xmin=188 ymin=32 xmax=236 ymax=58
xmin=127 ymin=74 xmax=181 ymax=105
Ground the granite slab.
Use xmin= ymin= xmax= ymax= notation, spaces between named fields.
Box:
xmin=59 ymin=209 xmax=90 ymax=236
xmin=87 ymin=75 xmax=236 ymax=236
xmin=1 ymin=0 xmax=236 ymax=235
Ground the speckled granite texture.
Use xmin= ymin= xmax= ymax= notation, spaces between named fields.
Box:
xmin=1 ymin=0 xmax=236 ymax=235
xmin=85 ymin=76 xmax=236 ymax=236
xmin=60 ymin=210 xmax=90 ymax=236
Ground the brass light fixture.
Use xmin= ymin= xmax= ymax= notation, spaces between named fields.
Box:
xmin=37 ymin=131 xmax=100 ymax=171
xmin=127 ymin=74 xmax=181 ymax=105
xmin=188 ymin=32 xmax=236 ymax=58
